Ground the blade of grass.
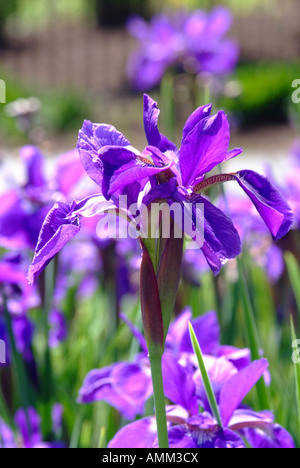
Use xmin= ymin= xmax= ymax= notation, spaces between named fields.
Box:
xmin=69 ymin=406 xmax=86 ymax=448
xmin=98 ymin=426 xmax=106 ymax=449
xmin=160 ymin=72 xmax=175 ymax=141
xmin=4 ymin=299 xmax=31 ymax=410
xmin=290 ymin=316 xmax=300 ymax=434
xmin=189 ymin=322 xmax=223 ymax=428
xmin=0 ymin=377 xmax=15 ymax=428
xmin=285 ymin=252 xmax=300 ymax=316
xmin=3 ymin=297 xmax=33 ymax=438
xmin=237 ymin=257 xmax=271 ymax=411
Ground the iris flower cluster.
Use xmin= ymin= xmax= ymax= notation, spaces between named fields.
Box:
xmin=127 ymin=7 xmax=239 ymax=91
xmin=78 ymin=309 xmax=294 ymax=449
xmin=0 ymin=405 xmax=64 ymax=448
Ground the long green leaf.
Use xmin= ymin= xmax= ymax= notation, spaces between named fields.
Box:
xmin=69 ymin=406 xmax=86 ymax=449
xmin=285 ymin=252 xmax=300 ymax=317
xmin=189 ymin=322 xmax=223 ymax=428
xmin=4 ymin=299 xmax=31 ymax=410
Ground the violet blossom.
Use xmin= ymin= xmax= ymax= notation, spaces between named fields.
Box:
xmin=77 ymin=309 xmax=258 ymax=420
xmin=108 ymin=355 xmax=294 ymax=448
xmin=27 ymin=94 xmax=293 ymax=283
xmin=0 ymin=405 xmax=65 ymax=449
xmin=127 ymin=7 xmax=239 ymax=91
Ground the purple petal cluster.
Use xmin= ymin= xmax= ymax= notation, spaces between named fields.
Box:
xmin=0 ymin=405 xmax=64 ymax=448
xmin=77 ymin=308 xmax=294 ymax=448
xmin=27 ymin=94 xmax=293 ymax=282
xmin=127 ymin=7 xmax=240 ymax=91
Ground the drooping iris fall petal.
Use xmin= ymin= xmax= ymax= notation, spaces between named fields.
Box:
xmin=235 ymin=170 xmax=293 ymax=240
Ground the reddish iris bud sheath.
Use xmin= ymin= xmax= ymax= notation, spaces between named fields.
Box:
xmin=140 ymin=240 xmax=164 ymax=352
xmin=157 ymin=219 xmax=183 ymax=343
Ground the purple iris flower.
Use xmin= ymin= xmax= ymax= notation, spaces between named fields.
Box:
xmin=53 ymin=239 xmax=102 ymax=302
xmin=14 ymin=406 xmax=65 ymax=448
xmin=48 ymin=309 xmax=68 ymax=349
xmin=0 ymin=314 xmax=35 ymax=366
xmin=108 ymin=356 xmax=294 ymax=448
xmin=126 ymin=7 xmax=239 ymax=91
xmin=0 ymin=252 xmax=39 ymax=315
xmin=3 ymin=406 xmax=62 ymax=448
xmin=218 ymin=195 xmax=285 ymax=284
xmin=15 ymin=407 xmax=43 ymax=448
xmin=77 ymin=309 xmax=262 ymax=421
xmin=0 ymin=253 xmax=38 ymax=364
xmin=183 ymin=7 xmax=239 ymax=76
xmin=27 ymin=95 xmax=293 ymax=282
xmin=77 ymin=357 xmax=152 ymax=420
xmin=127 ymin=13 xmax=185 ymax=91
xmin=0 ymin=146 xmax=92 ymax=253
xmin=0 ymin=146 xmax=54 ymax=251
xmin=0 ymin=419 xmax=16 ymax=448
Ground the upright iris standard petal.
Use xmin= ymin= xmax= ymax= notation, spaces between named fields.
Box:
xmin=235 ymin=170 xmax=293 ymax=240
xmin=143 ymin=95 xmax=177 ymax=152
xmin=181 ymin=104 xmax=212 ymax=141
xmin=179 ymin=110 xmax=242 ymax=187
xmin=143 ymin=94 xmax=162 ymax=148
xmin=27 ymin=201 xmax=81 ymax=284
xmin=219 ymin=359 xmax=269 ymax=427
xmin=21 ymin=146 xmax=46 ymax=188
xmin=179 ymin=310 xmax=220 ymax=355
xmin=206 ymin=6 xmax=233 ymax=37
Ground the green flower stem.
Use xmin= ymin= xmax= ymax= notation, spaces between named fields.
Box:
xmin=148 ymin=350 xmax=169 ymax=448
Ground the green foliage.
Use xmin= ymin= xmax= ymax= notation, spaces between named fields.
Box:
xmin=0 ymin=69 xmax=91 ymax=142
xmin=219 ymin=62 xmax=300 ymax=128
xmin=151 ymin=0 xmax=272 ymax=13
xmin=0 ymin=0 xmax=18 ymax=34
xmin=41 ymin=90 xmax=91 ymax=132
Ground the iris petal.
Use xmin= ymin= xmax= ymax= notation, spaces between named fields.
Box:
xmin=235 ymin=170 xmax=293 ymax=240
